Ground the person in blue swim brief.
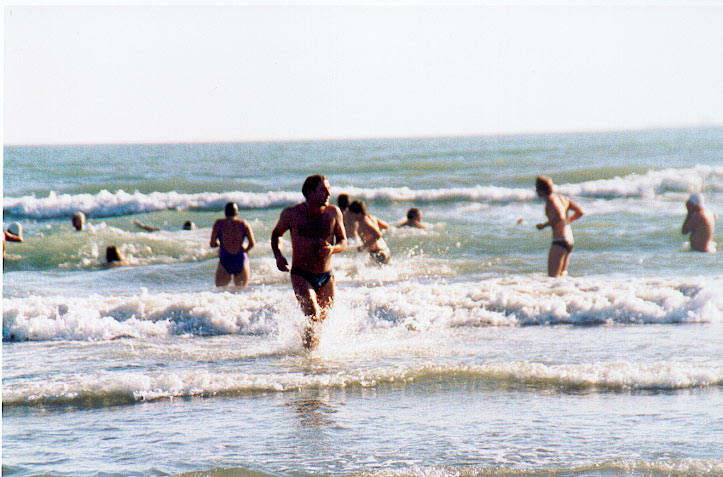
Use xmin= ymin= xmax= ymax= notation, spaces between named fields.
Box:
xmin=210 ymin=202 xmax=256 ymax=287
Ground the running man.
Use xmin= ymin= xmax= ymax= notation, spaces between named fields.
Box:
xmin=682 ymin=193 xmax=716 ymax=253
xmin=271 ymin=175 xmax=347 ymax=348
xmin=535 ymin=176 xmax=584 ymax=277
xmin=210 ymin=202 xmax=256 ymax=287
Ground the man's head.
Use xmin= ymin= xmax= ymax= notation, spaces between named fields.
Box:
xmin=183 ymin=220 xmax=196 ymax=230
xmin=106 ymin=245 xmax=122 ymax=263
xmin=225 ymin=202 xmax=239 ymax=217
xmin=407 ymin=208 xmax=421 ymax=221
xmin=7 ymin=222 xmax=22 ymax=237
xmin=71 ymin=212 xmax=86 ymax=231
xmin=302 ymin=175 xmax=330 ymax=206
xmin=688 ymin=193 xmax=704 ymax=210
xmin=535 ymin=176 xmax=554 ymax=197
xmin=348 ymin=200 xmax=367 ymax=217
xmin=337 ymin=194 xmax=350 ymax=211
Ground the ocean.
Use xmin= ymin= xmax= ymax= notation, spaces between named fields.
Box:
xmin=3 ymin=128 xmax=723 ymax=476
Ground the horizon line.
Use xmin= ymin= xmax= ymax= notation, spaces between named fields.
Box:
xmin=4 ymin=124 xmax=722 ymax=148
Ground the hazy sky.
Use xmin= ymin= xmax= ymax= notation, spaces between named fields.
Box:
xmin=4 ymin=3 xmax=723 ymax=144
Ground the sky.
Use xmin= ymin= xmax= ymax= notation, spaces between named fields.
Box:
xmin=3 ymin=3 xmax=723 ymax=145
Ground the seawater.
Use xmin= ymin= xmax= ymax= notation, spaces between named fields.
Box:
xmin=3 ymin=128 xmax=723 ymax=476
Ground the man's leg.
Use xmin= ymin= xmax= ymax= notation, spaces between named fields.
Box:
xmin=315 ymin=275 xmax=335 ymax=323
xmin=291 ymin=274 xmax=319 ymax=348
xmin=547 ymin=245 xmax=566 ymax=277
xmin=560 ymin=250 xmax=572 ymax=276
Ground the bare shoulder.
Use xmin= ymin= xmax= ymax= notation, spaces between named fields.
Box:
xmin=281 ymin=203 xmax=304 ymax=217
xmin=324 ymin=204 xmax=342 ymax=217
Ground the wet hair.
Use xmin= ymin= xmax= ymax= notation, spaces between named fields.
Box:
xmin=7 ymin=222 xmax=22 ymax=237
xmin=337 ymin=194 xmax=350 ymax=210
xmin=302 ymin=175 xmax=327 ymax=198
xmin=71 ymin=212 xmax=86 ymax=230
xmin=183 ymin=221 xmax=196 ymax=230
xmin=688 ymin=193 xmax=704 ymax=207
xmin=535 ymin=176 xmax=553 ymax=196
xmin=225 ymin=202 xmax=239 ymax=217
xmin=407 ymin=208 xmax=421 ymax=220
xmin=348 ymin=200 xmax=367 ymax=216
xmin=106 ymin=245 xmax=122 ymax=263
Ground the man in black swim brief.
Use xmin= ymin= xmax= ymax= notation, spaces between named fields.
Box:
xmin=290 ymin=267 xmax=333 ymax=293
xmin=271 ymin=175 xmax=347 ymax=348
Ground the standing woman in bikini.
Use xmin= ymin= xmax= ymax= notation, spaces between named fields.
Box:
xmin=535 ymin=176 xmax=584 ymax=277
xmin=210 ymin=202 xmax=256 ymax=287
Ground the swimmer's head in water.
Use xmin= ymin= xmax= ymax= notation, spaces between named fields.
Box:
xmin=8 ymin=222 xmax=23 ymax=237
xmin=183 ymin=220 xmax=196 ymax=230
xmin=407 ymin=208 xmax=421 ymax=220
xmin=225 ymin=202 xmax=239 ymax=217
xmin=7 ymin=222 xmax=22 ymax=237
xmin=536 ymin=176 xmax=553 ymax=197
xmin=71 ymin=212 xmax=86 ymax=231
xmin=106 ymin=245 xmax=122 ymax=263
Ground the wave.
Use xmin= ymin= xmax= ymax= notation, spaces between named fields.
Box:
xmin=3 ymin=359 xmax=721 ymax=411
xmin=363 ymin=459 xmax=723 ymax=476
xmin=4 ymin=275 xmax=721 ymax=342
xmin=4 ymin=166 xmax=722 ymax=220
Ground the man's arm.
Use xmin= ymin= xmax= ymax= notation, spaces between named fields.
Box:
xmin=359 ymin=217 xmax=381 ymax=251
xmin=566 ymin=200 xmax=584 ymax=224
xmin=375 ymin=216 xmax=389 ymax=231
xmin=271 ymin=209 xmax=292 ymax=271
xmin=4 ymin=231 xmax=22 ymax=243
xmin=243 ymin=221 xmax=256 ymax=253
xmin=133 ymin=220 xmax=161 ymax=232
xmin=331 ymin=207 xmax=348 ymax=254
xmin=210 ymin=220 xmax=220 ymax=247
xmin=682 ymin=213 xmax=694 ymax=235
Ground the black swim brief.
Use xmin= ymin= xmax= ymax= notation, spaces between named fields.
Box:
xmin=551 ymin=239 xmax=574 ymax=253
xmin=290 ymin=267 xmax=333 ymax=292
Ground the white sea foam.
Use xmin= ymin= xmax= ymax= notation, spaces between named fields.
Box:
xmin=5 ymin=166 xmax=721 ymax=219
xmin=4 ymin=275 xmax=720 ymax=343
xmin=377 ymin=459 xmax=723 ymax=476
xmin=4 ymin=358 xmax=721 ymax=409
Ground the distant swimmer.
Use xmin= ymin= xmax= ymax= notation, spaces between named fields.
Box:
xmin=535 ymin=176 xmax=584 ymax=277
xmin=4 ymin=222 xmax=23 ymax=261
xmin=399 ymin=207 xmax=427 ymax=229
xmin=348 ymin=200 xmax=391 ymax=265
xmin=132 ymin=220 xmax=161 ymax=232
xmin=105 ymin=245 xmax=125 ymax=267
xmin=210 ymin=202 xmax=256 ymax=287
xmin=71 ymin=212 xmax=86 ymax=231
xmin=682 ymin=193 xmax=716 ymax=253
xmin=133 ymin=219 xmax=197 ymax=232
xmin=271 ymin=175 xmax=347 ymax=348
